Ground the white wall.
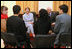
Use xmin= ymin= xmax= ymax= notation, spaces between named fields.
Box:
xmin=1 ymin=1 xmax=53 ymax=16
xmin=1 ymin=1 xmax=4 ymax=6
xmin=38 ymin=1 xmax=53 ymax=11
xmin=1 ymin=1 xmax=16 ymax=17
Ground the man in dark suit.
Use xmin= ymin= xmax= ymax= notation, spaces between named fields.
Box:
xmin=47 ymin=7 xmax=59 ymax=32
xmin=54 ymin=4 xmax=71 ymax=46
xmin=47 ymin=7 xmax=59 ymax=23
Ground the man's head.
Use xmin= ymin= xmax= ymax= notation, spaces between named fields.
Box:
xmin=47 ymin=7 xmax=52 ymax=14
xmin=25 ymin=7 xmax=30 ymax=14
xmin=13 ymin=5 xmax=21 ymax=14
xmin=1 ymin=6 xmax=8 ymax=14
xmin=59 ymin=4 xmax=68 ymax=14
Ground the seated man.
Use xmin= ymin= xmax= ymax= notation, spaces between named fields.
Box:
xmin=47 ymin=7 xmax=59 ymax=32
xmin=7 ymin=5 xmax=31 ymax=48
xmin=54 ymin=4 xmax=71 ymax=47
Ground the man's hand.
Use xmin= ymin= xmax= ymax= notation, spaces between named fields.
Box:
xmin=51 ymin=22 xmax=55 ymax=26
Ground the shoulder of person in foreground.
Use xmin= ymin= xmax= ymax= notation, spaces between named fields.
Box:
xmin=7 ymin=15 xmax=14 ymax=19
xmin=56 ymin=14 xmax=62 ymax=20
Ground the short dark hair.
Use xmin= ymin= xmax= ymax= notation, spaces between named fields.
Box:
xmin=25 ymin=7 xmax=30 ymax=11
xmin=13 ymin=5 xmax=21 ymax=14
xmin=59 ymin=4 xmax=68 ymax=13
xmin=1 ymin=6 xmax=8 ymax=14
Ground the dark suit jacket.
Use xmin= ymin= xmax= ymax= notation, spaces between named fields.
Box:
xmin=49 ymin=11 xmax=59 ymax=23
xmin=54 ymin=13 xmax=71 ymax=44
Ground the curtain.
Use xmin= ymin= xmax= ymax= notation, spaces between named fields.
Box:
xmin=53 ymin=1 xmax=71 ymax=16
xmin=16 ymin=1 xmax=38 ymax=14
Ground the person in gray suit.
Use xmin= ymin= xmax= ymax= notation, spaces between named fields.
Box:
xmin=54 ymin=4 xmax=71 ymax=46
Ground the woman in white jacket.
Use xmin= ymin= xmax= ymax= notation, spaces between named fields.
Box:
xmin=23 ymin=7 xmax=35 ymax=37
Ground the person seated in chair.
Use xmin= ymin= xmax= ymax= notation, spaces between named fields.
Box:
xmin=1 ymin=6 xmax=8 ymax=33
xmin=47 ymin=7 xmax=59 ymax=32
xmin=7 ymin=5 xmax=31 ymax=48
xmin=23 ymin=7 xmax=35 ymax=37
xmin=54 ymin=4 xmax=71 ymax=47
xmin=34 ymin=9 xmax=51 ymax=35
